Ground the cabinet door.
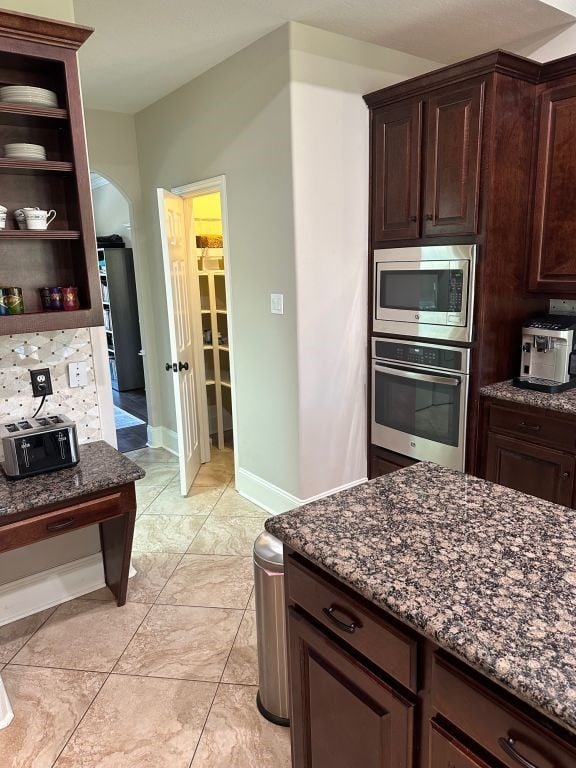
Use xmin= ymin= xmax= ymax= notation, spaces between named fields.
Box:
xmin=423 ymin=83 xmax=483 ymax=237
xmin=485 ymin=432 xmax=575 ymax=506
xmin=372 ymin=101 xmax=422 ymax=242
xmin=288 ymin=607 xmax=414 ymax=768
xmin=431 ymin=723 xmax=494 ymax=768
xmin=530 ymin=84 xmax=576 ymax=293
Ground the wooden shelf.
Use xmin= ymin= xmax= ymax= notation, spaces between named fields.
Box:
xmin=203 ymin=344 xmax=213 ymax=350
xmin=219 ymin=344 xmax=229 ymax=351
xmin=0 ymin=101 xmax=68 ymax=123
xmin=216 ymin=309 xmax=227 ymax=315
xmin=0 ymin=229 xmax=80 ymax=239
xmin=0 ymin=157 xmax=73 ymax=172
xmin=221 ymin=377 xmax=231 ymax=388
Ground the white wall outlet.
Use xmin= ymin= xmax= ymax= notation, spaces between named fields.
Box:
xmin=68 ymin=361 xmax=88 ymax=388
xmin=271 ymin=293 xmax=284 ymax=315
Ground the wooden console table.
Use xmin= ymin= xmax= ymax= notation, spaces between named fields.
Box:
xmin=0 ymin=441 xmax=145 ymax=606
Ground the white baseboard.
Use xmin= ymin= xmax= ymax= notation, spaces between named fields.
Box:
xmin=0 ymin=553 xmax=106 ymax=628
xmin=0 ymin=675 xmax=13 ymax=730
xmin=235 ymin=467 xmax=368 ymax=516
xmin=147 ymin=425 xmax=178 ymax=455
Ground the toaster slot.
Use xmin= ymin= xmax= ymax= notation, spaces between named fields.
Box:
xmin=49 ymin=416 xmax=64 ymax=424
xmin=36 ymin=418 xmax=50 ymax=427
xmin=17 ymin=421 xmax=32 ymax=430
xmin=4 ymin=424 xmax=18 ymax=433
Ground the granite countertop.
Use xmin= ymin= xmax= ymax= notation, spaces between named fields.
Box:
xmin=266 ymin=462 xmax=576 ymax=732
xmin=0 ymin=440 xmax=145 ymax=519
xmin=480 ymin=379 xmax=576 ymax=415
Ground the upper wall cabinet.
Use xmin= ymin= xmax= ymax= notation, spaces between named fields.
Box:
xmin=370 ymin=81 xmax=484 ymax=245
xmin=0 ymin=11 xmax=103 ymax=335
xmin=423 ymin=82 xmax=483 ymax=238
xmin=372 ymin=101 xmax=422 ymax=242
xmin=529 ymin=83 xmax=576 ymax=294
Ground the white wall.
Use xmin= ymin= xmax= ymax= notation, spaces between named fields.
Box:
xmin=513 ymin=22 xmax=576 ymax=59
xmin=289 ymin=24 xmax=439 ymax=499
xmin=92 ymin=182 xmax=132 ymax=246
xmin=135 ymin=25 xmax=301 ymax=496
xmin=0 ymin=0 xmax=74 ymax=19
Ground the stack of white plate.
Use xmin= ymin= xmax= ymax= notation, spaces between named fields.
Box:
xmin=4 ymin=143 xmax=46 ymax=160
xmin=0 ymin=86 xmax=58 ymax=108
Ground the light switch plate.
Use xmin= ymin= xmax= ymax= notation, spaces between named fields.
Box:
xmin=271 ymin=293 xmax=284 ymax=315
xmin=68 ymin=361 xmax=88 ymax=388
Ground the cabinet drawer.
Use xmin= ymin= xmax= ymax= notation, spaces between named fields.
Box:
xmin=488 ymin=404 xmax=576 ymax=451
xmin=431 ymin=721 xmax=494 ymax=768
xmin=286 ymin=555 xmax=417 ymax=691
xmin=433 ymin=655 xmax=576 ymax=768
xmin=0 ymin=492 xmax=124 ymax=552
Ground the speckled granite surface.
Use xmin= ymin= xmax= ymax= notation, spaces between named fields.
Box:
xmin=481 ymin=379 xmax=576 ymax=414
xmin=0 ymin=440 xmax=144 ymax=519
xmin=266 ymin=462 xmax=576 ymax=732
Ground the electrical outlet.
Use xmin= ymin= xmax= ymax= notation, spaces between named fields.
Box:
xmin=68 ymin=361 xmax=88 ymax=388
xmin=30 ymin=368 xmax=53 ymax=397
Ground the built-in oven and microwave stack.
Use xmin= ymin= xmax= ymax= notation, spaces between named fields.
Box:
xmin=371 ymin=246 xmax=475 ymax=472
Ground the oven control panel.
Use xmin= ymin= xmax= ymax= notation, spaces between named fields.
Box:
xmin=372 ymin=338 xmax=468 ymax=373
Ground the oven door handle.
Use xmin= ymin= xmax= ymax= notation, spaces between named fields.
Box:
xmin=373 ymin=363 xmax=461 ymax=388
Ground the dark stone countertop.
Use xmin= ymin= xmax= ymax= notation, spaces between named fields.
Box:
xmin=266 ymin=462 xmax=576 ymax=733
xmin=480 ymin=379 xmax=576 ymax=415
xmin=0 ymin=440 xmax=145 ymax=519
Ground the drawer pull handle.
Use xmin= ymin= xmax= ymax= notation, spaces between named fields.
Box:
xmin=322 ymin=606 xmax=360 ymax=634
xmin=46 ymin=517 xmax=75 ymax=532
xmin=498 ymin=737 xmax=540 ymax=768
xmin=519 ymin=421 xmax=541 ymax=432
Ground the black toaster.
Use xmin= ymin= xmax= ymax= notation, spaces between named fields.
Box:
xmin=0 ymin=415 xmax=79 ymax=479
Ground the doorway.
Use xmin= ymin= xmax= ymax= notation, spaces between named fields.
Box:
xmin=158 ymin=176 xmax=237 ymax=495
xmin=90 ymin=171 xmax=148 ymax=453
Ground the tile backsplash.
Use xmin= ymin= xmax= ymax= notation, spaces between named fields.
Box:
xmin=0 ymin=329 xmax=101 ymax=444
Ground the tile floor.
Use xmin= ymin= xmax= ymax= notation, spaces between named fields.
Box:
xmin=0 ymin=447 xmax=292 ymax=768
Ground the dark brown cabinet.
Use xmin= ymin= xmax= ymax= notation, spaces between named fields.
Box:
xmin=288 ymin=608 xmax=414 ymax=768
xmin=481 ymin=398 xmax=576 ymax=507
xmin=372 ymin=101 xmax=422 ymax=242
xmin=423 ymin=83 xmax=483 ymax=238
xmin=285 ymin=550 xmax=576 ymax=768
xmin=370 ymin=446 xmax=418 ymax=479
xmin=0 ymin=11 xmax=102 ymax=334
xmin=485 ymin=432 xmax=575 ymax=506
xmin=530 ymin=84 xmax=576 ymax=293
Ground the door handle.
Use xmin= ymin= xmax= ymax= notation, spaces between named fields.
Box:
xmin=165 ymin=362 xmax=177 ymax=372
xmin=179 ymin=361 xmax=189 ymax=372
xmin=46 ymin=517 xmax=75 ymax=532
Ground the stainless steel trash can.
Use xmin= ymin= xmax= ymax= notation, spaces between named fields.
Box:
xmin=254 ymin=531 xmax=290 ymax=727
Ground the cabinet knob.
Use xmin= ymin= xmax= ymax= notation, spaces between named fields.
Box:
xmin=425 ymin=213 xmax=433 ymax=220
xmin=562 ymin=471 xmax=570 ymax=479
xmin=178 ymin=361 xmax=189 ymax=372
xmin=409 ymin=215 xmax=417 ymax=222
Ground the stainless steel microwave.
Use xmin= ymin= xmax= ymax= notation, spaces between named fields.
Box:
xmin=373 ymin=245 xmax=476 ymax=342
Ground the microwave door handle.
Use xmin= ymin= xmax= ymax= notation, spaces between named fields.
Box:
xmin=374 ymin=364 xmax=461 ymax=387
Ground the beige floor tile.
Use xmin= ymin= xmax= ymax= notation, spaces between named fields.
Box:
xmin=84 ymin=552 xmax=182 ymax=604
xmin=128 ymin=447 xmax=179 ymax=465
xmin=0 ymin=608 xmax=55 ymax=663
xmin=211 ymin=487 xmax=269 ymax=518
xmin=157 ymin=554 xmax=253 ymax=609
xmin=248 ymin=587 xmax=256 ymax=611
xmin=133 ymin=514 xmax=205 ymax=553
xmin=0 ymin=665 xmax=105 ymax=768
xmin=115 ymin=604 xmax=242 ymax=682
xmin=188 ymin=517 xmax=264 ymax=557
xmin=192 ymin=463 xmax=234 ymax=487
xmin=191 ymin=684 xmax=291 ymax=768
xmin=136 ymin=485 xmax=165 ymax=516
xmin=222 ymin=611 xmax=258 ymax=685
xmin=136 ymin=464 xmax=179 ymax=488
xmin=12 ymin=599 xmax=150 ymax=672
xmin=209 ymin=447 xmax=234 ymax=469
xmin=148 ymin=484 xmax=225 ymax=516
xmin=54 ymin=674 xmax=216 ymax=768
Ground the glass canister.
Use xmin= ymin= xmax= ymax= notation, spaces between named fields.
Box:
xmin=62 ymin=286 xmax=79 ymax=311
xmin=49 ymin=287 xmax=63 ymax=311
xmin=39 ymin=287 xmax=52 ymax=311
xmin=6 ymin=287 xmax=24 ymax=315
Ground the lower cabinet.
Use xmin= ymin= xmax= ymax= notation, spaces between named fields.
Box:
xmin=430 ymin=723 xmax=493 ymax=768
xmin=370 ymin=446 xmax=417 ymax=479
xmin=485 ymin=432 xmax=575 ymax=506
xmin=287 ymin=607 xmax=414 ymax=768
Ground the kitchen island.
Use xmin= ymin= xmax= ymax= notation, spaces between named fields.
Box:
xmin=266 ymin=462 xmax=576 ymax=768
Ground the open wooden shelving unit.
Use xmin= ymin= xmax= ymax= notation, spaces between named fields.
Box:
xmin=0 ymin=10 xmax=102 ymax=335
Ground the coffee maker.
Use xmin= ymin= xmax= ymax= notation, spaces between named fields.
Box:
xmin=513 ymin=314 xmax=576 ymax=393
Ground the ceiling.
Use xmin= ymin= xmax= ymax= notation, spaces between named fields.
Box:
xmin=73 ymin=0 xmax=576 ymax=114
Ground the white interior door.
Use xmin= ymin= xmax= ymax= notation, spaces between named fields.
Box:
xmin=157 ymin=188 xmax=201 ymax=494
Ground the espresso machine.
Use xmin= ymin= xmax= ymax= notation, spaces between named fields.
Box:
xmin=513 ymin=314 xmax=576 ymax=393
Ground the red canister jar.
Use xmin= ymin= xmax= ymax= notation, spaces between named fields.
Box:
xmin=62 ymin=286 xmax=79 ymax=311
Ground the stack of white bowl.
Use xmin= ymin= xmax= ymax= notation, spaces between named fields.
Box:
xmin=3 ymin=143 xmax=46 ymax=160
xmin=0 ymin=86 xmax=58 ymax=108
